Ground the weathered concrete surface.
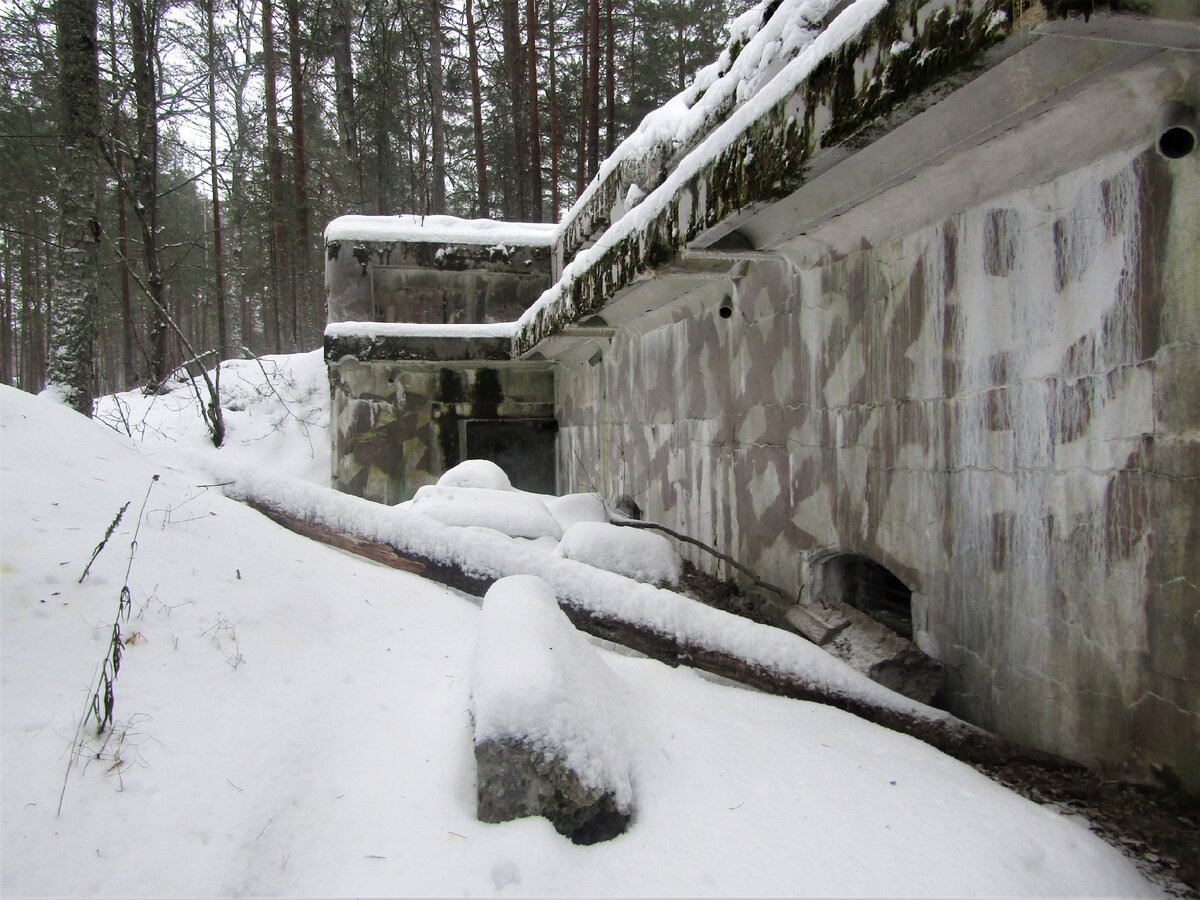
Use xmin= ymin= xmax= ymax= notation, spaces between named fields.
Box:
xmin=326 ymin=239 xmax=552 ymax=325
xmin=329 ymin=358 xmax=556 ymax=503
xmin=319 ymin=1 xmax=1199 ymax=794
xmin=325 ymin=228 xmax=558 ymax=501
xmin=556 ymin=143 xmax=1200 ymax=789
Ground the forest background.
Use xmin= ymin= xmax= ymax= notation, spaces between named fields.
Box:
xmin=0 ymin=0 xmax=740 ymax=399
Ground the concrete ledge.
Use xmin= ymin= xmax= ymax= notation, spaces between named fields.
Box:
xmin=325 ymin=332 xmax=513 ymax=363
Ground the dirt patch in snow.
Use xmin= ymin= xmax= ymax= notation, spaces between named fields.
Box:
xmin=678 ymin=562 xmax=1199 ymax=896
xmin=977 ymin=762 xmax=1200 ymax=897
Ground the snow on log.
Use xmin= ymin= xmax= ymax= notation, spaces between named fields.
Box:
xmin=436 ymin=459 xmax=513 ymax=491
xmin=556 ymin=521 xmax=682 ymax=586
xmin=544 ymin=492 xmax=608 ymax=532
xmin=406 ymin=484 xmax=564 ymax=540
xmin=213 ymin=459 xmax=1079 ymax=774
xmin=472 ymin=575 xmax=634 ymax=844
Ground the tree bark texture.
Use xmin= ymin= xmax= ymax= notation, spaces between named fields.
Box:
xmin=262 ymin=0 xmax=288 ymax=352
xmin=48 ymin=0 xmax=102 ymax=413
xmin=501 ymin=0 xmax=528 ymax=219
xmin=206 ymin=0 xmax=228 ymax=361
xmin=1 ymin=236 xmax=13 ymax=386
xmin=330 ymin=0 xmax=362 ymax=212
xmin=604 ymin=0 xmax=614 ymax=156
xmin=127 ymin=0 xmax=169 ymax=386
xmin=427 ymin=0 xmax=447 ymax=215
xmin=525 ymin=0 xmax=543 ymax=221
xmin=547 ymin=0 xmax=559 ymax=221
xmin=575 ymin=5 xmax=589 ymax=197
xmin=286 ymin=0 xmax=310 ymax=339
xmin=106 ymin=0 xmax=135 ymax=386
xmin=466 ymin=0 xmax=488 ymax=218
xmin=586 ymin=0 xmax=600 ymax=179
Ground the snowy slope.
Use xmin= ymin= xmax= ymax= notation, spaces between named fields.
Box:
xmin=0 ymin=381 xmax=1161 ymax=897
xmin=93 ymin=349 xmax=330 ymax=486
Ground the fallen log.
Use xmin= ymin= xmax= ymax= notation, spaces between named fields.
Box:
xmin=245 ymin=497 xmax=1080 ymax=775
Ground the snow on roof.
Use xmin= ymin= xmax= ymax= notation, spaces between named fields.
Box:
xmin=323 ymin=0 xmax=844 ymax=258
xmin=324 ymin=213 xmax=558 ymax=246
xmin=512 ymin=0 xmax=892 ymax=346
xmin=558 ymin=0 xmax=844 ymax=238
xmin=325 ymin=0 xmax=1012 ymax=355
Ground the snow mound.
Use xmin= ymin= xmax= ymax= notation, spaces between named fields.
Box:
xmin=545 ymin=492 xmax=608 ymax=532
xmin=471 ymin=575 xmax=634 ymax=810
xmin=437 ymin=459 xmax=513 ymax=491
xmin=93 ymin=349 xmax=331 ymax=486
xmin=409 ymin=484 xmax=563 ymax=540
xmin=556 ymin=521 xmax=682 ymax=585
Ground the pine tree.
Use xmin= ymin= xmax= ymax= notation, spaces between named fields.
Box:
xmin=47 ymin=0 xmax=102 ymax=413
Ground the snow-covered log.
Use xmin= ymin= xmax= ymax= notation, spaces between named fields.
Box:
xmin=472 ymin=576 xmax=634 ymax=844
xmin=244 ymin=495 xmax=1078 ymax=775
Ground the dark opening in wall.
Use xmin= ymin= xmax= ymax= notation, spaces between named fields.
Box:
xmin=814 ymin=553 xmax=913 ymax=639
xmin=461 ymin=418 xmax=558 ymax=495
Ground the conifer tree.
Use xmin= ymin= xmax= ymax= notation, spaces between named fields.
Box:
xmin=47 ymin=0 xmax=102 ymax=413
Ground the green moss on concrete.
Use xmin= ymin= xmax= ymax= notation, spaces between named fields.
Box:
xmin=325 ymin=332 xmax=514 ymax=363
xmin=513 ymin=0 xmax=1017 ymax=357
xmin=1040 ymin=0 xmax=1152 ymax=19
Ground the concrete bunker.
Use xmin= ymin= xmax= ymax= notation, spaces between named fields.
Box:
xmin=324 ymin=215 xmax=560 ymax=502
xmin=324 ymin=1 xmax=1200 ymax=793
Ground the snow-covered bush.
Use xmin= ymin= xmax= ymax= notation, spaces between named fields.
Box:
xmin=555 ymin=521 xmax=682 ymax=585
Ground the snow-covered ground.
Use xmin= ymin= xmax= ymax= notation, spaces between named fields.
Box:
xmin=93 ymin=349 xmax=331 ymax=487
xmin=0 ymin=357 xmax=1163 ymax=897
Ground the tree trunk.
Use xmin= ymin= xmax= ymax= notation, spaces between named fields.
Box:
xmin=427 ymin=0 xmax=447 ymax=215
xmin=547 ymin=0 xmax=559 ymax=221
xmin=106 ymin=0 xmax=135 ymax=387
xmin=19 ymin=235 xmax=35 ymax=390
xmin=286 ymin=0 xmax=309 ymax=343
xmin=576 ymin=6 xmax=589 ymax=198
xmin=262 ymin=0 xmax=287 ymax=352
xmin=604 ymin=0 xmax=614 ymax=156
xmin=466 ymin=0 xmax=488 ymax=218
xmin=502 ymin=0 xmax=528 ymax=219
xmin=127 ymin=0 xmax=169 ymax=386
xmin=330 ymin=0 xmax=361 ymax=212
xmin=372 ymin=9 xmax=391 ymax=216
xmin=525 ymin=0 xmax=542 ymax=221
xmin=1 ymin=235 xmax=12 ymax=386
xmin=586 ymin=0 xmax=600 ymax=179
xmin=48 ymin=0 xmax=102 ymax=413
xmin=207 ymin=0 xmax=228 ymax=361
xmin=114 ymin=153 xmax=135 ymax=384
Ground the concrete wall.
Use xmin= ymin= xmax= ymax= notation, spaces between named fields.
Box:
xmin=331 ymin=358 xmax=557 ymax=504
xmin=326 ymin=240 xmax=552 ymax=324
xmin=556 ymin=145 xmax=1200 ymax=788
xmin=325 ymin=237 xmax=558 ymax=502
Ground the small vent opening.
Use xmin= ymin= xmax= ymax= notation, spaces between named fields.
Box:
xmin=815 ymin=553 xmax=913 ymax=639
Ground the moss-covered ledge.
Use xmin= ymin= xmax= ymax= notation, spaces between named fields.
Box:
xmin=513 ymin=0 xmax=1017 ymax=357
xmin=325 ymin=328 xmax=514 ymax=363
